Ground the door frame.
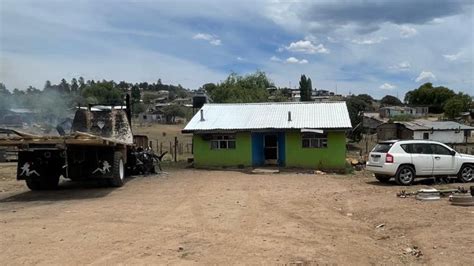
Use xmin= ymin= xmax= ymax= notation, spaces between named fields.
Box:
xmin=264 ymin=134 xmax=278 ymax=165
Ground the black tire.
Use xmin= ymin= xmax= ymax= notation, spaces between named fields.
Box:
xmin=109 ymin=152 xmax=125 ymax=187
xmin=458 ymin=164 xmax=474 ymax=183
xmin=25 ymin=178 xmax=42 ymax=191
xmin=375 ymin=174 xmax=391 ymax=183
xmin=395 ymin=165 xmax=415 ymax=186
xmin=25 ymin=174 xmax=60 ymax=191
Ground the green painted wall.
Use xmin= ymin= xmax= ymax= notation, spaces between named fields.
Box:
xmin=285 ymin=131 xmax=346 ymax=169
xmin=193 ymin=132 xmax=252 ymax=167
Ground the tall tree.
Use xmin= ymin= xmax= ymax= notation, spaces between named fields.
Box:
xmin=78 ymin=77 xmax=85 ymax=92
xmin=59 ymin=78 xmax=70 ymax=93
xmin=131 ymin=85 xmax=141 ymax=104
xmin=380 ymin=95 xmax=403 ymax=106
xmin=444 ymin=93 xmax=472 ymax=119
xmin=44 ymin=80 xmax=52 ymax=91
xmin=71 ymin=78 xmax=79 ymax=93
xmin=299 ymin=75 xmax=312 ymax=101
xmin=404 ymin=82 xmax=456 ymax=113
xmin=205 ymin=71 xmax=272 ymax=103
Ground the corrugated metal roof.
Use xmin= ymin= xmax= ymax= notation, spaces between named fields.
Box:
xmin=401 ymin=119 xmax=474 ymax=131
xmin=183 ymin=102 xmax=352 ymax=132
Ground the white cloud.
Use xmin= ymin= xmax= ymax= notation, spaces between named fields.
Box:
xmin=270 ymin=56 xmax=282 ymax=62
xmin=399 ymin=25 xmax=418 ymax=38
xmin=286 ymin=57 xmax=308 ymax=64
xmin=390 ymin=61 xmax=411 ymax=71
xmin=237 ymin=56 xmax=244 ymax=61
xmin=379 ymin=83 xmax=396 ymax=90
xmin=415 ymin=71 xmax=436 ymax=83
xmin=351 ymin=37 xmax=387 ymax=45
xmin=192 ymin=33 xmax=222 ymax=46
xmin=285 ymin=40 xmax=329 ymax=54
xmin=443 ymin=52 xmax=462 ymax=61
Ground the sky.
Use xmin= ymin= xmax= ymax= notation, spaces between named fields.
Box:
xmin=0 ymin=0 xmax=473 ymax=99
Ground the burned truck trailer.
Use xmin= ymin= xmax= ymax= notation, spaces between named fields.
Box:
xmin=0 ymin=99 xmax=160 ymax=190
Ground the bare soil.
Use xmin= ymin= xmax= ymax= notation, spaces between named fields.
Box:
xmin=0 ymin=163 xmax=473 ymax=265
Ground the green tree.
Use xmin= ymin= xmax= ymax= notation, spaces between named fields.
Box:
xmin=380 ymin=95 xmax=403 ymax=106
xmin=59 ymin=78 xmax=70 ymax=93
xmin=131 ymin=85 xmax=141 ymax=104
xmin=81 ymin=82 xmax=123 ymax=105
xmin=78 ymin=77 xmax=86 ymax=92
xmin=142 ymin=93 xmax=159 ymax=104
xmin=357 ymin=94 xmax=374 ymax=105
xmin=444 ymin=93 xmax=472 ymax=119
xmin=207 ymin=71 xmax=272 ymax=103
xmin=44 ymin=80 xmax=52 ymax=91
xmin=299 ymin=75 xmax=312 ymax=101
xmin=404 ymin=83 xmax=456 ymax=113
xmin=162 ymin=104 xmax=186 ymax=123
xmin=346 ymin=96 xmax=370 ymax=141
xmin=71 ymin=78 xmax=79 ymax=93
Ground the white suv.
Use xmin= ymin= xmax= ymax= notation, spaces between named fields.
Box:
xmin=366 ymin=140 xmax=474 ymax=185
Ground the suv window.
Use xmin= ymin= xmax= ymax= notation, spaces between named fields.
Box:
xmin=410 ymin=143 xmax=432 ymax=154
xmin=431 ymin=144 xmax=452 ymax=155
xmin=372 ymin=143 xmax=393 ymax=153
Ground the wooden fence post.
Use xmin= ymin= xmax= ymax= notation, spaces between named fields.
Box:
xmin=174 ymin=137 xmax=178 ymax=162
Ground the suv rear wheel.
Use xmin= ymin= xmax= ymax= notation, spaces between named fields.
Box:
xmin=458 ymin=164 xmax=473 ymax=183
xmin=395 ymin=165 xmax=415 ymax=186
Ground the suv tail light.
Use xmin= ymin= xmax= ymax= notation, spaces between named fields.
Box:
xmin=386 ymin=153 xmax=394 ymax=163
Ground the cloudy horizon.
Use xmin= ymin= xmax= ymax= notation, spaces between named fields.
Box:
xmin=1 ymin=0 xmax=473 ymax=99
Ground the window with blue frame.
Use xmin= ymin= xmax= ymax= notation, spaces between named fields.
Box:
xmin=210 ymin=134 xmax=236 ymax=149
xmin=302 ymin=132 xmax=327 ymax=148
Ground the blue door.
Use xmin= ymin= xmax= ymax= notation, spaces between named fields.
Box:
xmin=252 ymin=132 xmax=285 ymax=166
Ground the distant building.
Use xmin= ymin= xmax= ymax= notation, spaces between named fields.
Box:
xmin=362 ymin=112 xmax=388 ymax=133
xmin=377 ymin=119 xmax=474 ymax=144
xmin=379 ymin=106 xmax=428 ymax=118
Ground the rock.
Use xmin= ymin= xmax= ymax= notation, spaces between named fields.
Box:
xmin=375 ymin=223 xmax=385 ymax=229
xmin=314 ymin=170 xmax=326 ymax=175
xmin=346 ymin=213 xmax=353 ymax=217
xmin=178 ymin=246 xmax=184 ymax=252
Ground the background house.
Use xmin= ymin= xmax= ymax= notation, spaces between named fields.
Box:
xmin=379 ymin=106 xmax=428 ymax=118
xmin=182 ymin=102 xmax=352 ymax=170
xmin=377 ymin=119 xmax=474 ymax=144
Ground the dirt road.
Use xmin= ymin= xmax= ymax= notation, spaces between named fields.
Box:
xmin=0 ymin=163 xmax=473 ymax=264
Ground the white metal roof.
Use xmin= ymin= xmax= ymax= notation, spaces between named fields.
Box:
xmin=401 ymin=119 xmax=474 ymax=131
xmin=183 ymin=102 xmax=352 ymax=132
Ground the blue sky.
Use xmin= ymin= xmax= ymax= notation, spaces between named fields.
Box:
xmin=0 ymin=0 xmax=473 ymax=99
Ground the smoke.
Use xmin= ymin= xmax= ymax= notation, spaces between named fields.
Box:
xmin=0 ymin=90 xmax=76 ymax=135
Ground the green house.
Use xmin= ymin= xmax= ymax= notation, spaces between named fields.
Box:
xmin=182 ymin=102 xmax=352 ymax=170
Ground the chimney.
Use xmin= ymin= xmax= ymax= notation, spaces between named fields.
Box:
xmin=200 ymin=109 xmax=205 ymax=121
xmin=288 ymin=111 xmax=292 ymax=122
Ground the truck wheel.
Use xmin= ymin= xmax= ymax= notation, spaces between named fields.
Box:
xmin=395 ymin=166 xmax=415 ymax=186
xmin=375 ymin=174 xmax=391 ymax=183
xmin=25 ymin=175 xmax=59 ymax=191
xmin=109 ymin=152 xmax=125 ymax=187
xmin=458 ymin=164 xmax=474 ymax=183
xmin=25 ymin=179 xmax=42 ymax=191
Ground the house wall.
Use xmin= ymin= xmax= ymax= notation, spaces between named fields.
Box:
xmin=285 ymin=131 xmax=346 ymax=169
xmin=192 ymin=130 xmax=347 ymax=169
xmin=413 ymin=130 xmax=465 ymax=143
xmin=193 ymin=132 xmax=252 ymax=167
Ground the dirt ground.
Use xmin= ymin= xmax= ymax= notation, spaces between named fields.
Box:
xmin=0 ymin=163 xmax=473 ymax=265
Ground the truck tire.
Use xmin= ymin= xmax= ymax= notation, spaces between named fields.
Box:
xmin=395 ymin=165 xmax=415 ymax=186
xmin=25 ymin=179 xmax=42 ymax=191
xmin=25 ymin=174 xmax=60 ymax=191
xmin=458 ymin=164 xmax=474 ymax=183
xmin=109 ymin=152 xmax=125 ymax=187
xmin=375 ymin=174 xmax=391 ymax=183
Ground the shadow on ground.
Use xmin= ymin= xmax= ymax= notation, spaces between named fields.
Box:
xmin=366 ymin=177 xmax=465 ymax=187
xmin=0 ymin=177 xmax=136 ymax=203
